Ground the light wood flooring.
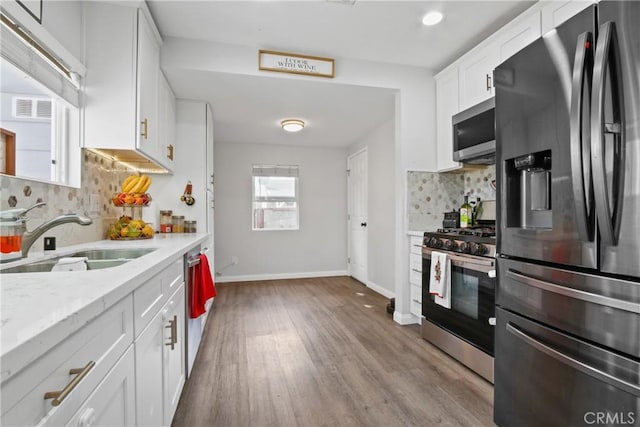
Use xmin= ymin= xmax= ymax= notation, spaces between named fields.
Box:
xmin=172 ymin=276 xmax=494 ymax=427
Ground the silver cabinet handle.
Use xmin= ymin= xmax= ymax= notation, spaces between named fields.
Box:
xmin=506 ymin=322 xmax=640 ymax=396
xmin=412 ymin=299 xmax=422 ymax=305
xmin=411 ymin=268 xmax=421 ymax=273
xmin=165 ymin=315 xmax=177 ymax=350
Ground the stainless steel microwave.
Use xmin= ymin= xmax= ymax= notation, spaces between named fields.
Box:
xmin=452 ymin=97 xmax=495 ymax=164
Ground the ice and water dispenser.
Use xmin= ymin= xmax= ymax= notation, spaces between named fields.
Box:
xmin=505 ymin=150 xmax=552 ymax=229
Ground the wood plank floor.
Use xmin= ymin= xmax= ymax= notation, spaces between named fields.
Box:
xmin=172 ymin=276 xmax=494 ymax=427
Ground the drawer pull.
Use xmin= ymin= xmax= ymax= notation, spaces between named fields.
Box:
xmin=44 ymin=361 xmax=95 ymax=406
xmin=411 ymin=268 xmax=421 ymax=273
xmin=412 ymin=299 xmax=422 ymax=305
xmin=165 ymin=315 xmax=177 ymax=350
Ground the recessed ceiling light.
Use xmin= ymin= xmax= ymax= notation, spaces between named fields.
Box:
xmin=281 ymin=119 xmax=305 ymax=132
xmin=422 ymin=11 xmax=443 ymax=26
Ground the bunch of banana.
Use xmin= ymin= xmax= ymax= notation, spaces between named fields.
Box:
xmin=121 ymin=174 xmax=152 ymax=194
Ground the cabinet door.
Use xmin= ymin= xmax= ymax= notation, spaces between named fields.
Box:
xmin=496 ymin=12 xmax=542 ymax=63
xmin=163 ymin=284 xmax=186 ymax=424
xmin=157 ymin=72 xmax=176 ymax=171
xmin=65 ymin=346 xmax=136 ymax=427
xmin=136 ymin=8 xmax=160 ymax=162
xmin=135 ymin=308 xmax=165 ymax=427
xmin=458 ymin=44 xmax=499 ymax=111
xmin=541 ymin=0 xmax=594 ymax=35
xmin=435 ymin=67 xmax=461 ymax=171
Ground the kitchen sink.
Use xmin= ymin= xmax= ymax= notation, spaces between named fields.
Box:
xmin=65 ymin=248 xmax=157 ymax=260
xmin=0 ymin=248 xmax=157 ymax=274
xmin=0 ymin=259 xmax=129 ymax=274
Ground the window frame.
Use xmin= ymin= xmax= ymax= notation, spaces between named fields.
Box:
xmin=251 ymin=165 xmax=300 ymax=231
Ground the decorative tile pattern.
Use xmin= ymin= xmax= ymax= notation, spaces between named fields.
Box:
xmin=407 ymin=165 xmax=496 ymax=231
xmin=0 ymin=149 xmax=136 ymax=251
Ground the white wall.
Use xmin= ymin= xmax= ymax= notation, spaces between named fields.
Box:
xmin=161 ymin=38 xmax=437 ymax=322
xmin=347 ymin=120 xmax=395 ymax=298
xmin=214 ymin=141 xmax=348 ymax=282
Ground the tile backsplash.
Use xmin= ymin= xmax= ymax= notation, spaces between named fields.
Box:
xmin=407 ymin=165 xmax=496 ymax=231
xmin=1 ymin=150 xmax=135 ymax=252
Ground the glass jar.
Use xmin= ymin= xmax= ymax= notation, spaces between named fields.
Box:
xmin=160 ymin=210 xmax=173 ymax=233
xmin=184 ymin=220 xmax=197 ymax=233
xmin=172 ymin=215 xmax=184 ymax=233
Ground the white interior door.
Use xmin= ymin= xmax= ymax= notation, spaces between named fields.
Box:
xmin=348 ymin=149 xmax=368 ymax=284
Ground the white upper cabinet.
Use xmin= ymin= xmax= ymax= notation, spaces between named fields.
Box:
xmin=435 ymin=67 xmax=461 ymax=171
xmin=158 ymin=72 xmax=177 ymax=169
xmin=541 ymin=0 xmax=595 ymax=35
xmin=458 ymin=43 xmax=500 ymax=111
xmin=495 ymin=11 xmax=542 ymax=66
xmin=83 ymin=2 xmax=174 ymax=172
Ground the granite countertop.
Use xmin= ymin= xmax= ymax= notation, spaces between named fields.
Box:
xmin=0 ymin=233 xmax=209 ymax=384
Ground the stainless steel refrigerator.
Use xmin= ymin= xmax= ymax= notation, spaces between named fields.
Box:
xmin=494 ymin=1 xmax=640 ymax=425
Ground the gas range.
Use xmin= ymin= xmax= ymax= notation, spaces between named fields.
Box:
xmin=423 ymin=227 xmax=496 ymax=258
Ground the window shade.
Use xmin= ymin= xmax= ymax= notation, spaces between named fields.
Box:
xmin=1 ymin=15 xmax=79 ymax=107
xmin=252 ymin=165 xmax=299 ymax=178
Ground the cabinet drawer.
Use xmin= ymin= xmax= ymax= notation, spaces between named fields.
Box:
xmin=134 ymin=258 xmax=184 ymax=337
xmin=1 ymin=295 xmax=134 ymax=427
xmin=409 ymin=236 xmax=423 ymax=255
xmin=409 ymin=263 xmax=422 ymax=286
xmin=410 ymin=285 xmax=423 ymax=317
xmin=409 ymin=253 xmax=422 ymax=272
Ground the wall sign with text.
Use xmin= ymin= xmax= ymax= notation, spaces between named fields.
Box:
xmin=258 ymin=50 xmax=334 ymax=78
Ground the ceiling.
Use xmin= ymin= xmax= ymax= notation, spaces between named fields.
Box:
xmin=147 ymin=0 xmax=535 ymax=148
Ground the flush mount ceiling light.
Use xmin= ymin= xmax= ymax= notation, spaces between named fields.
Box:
xmin=422 ymin=11 xmax=443 ymax=26
xmin=281 ymin=119 xmax=305 ymax=132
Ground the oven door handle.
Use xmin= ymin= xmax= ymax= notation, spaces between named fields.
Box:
xmin=506 ymin=322 xmax=640 ymax=396
xmin=423 ymin=249 xmax=494 ymax=272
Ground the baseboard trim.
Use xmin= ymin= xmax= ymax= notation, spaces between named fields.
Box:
xmin=215 ymin=270 xmax=348 ymax=283
xmin=393 ymin=311 xmax=420 ymax=325
xmin=365 ymin=280 xmax=395 ymax=299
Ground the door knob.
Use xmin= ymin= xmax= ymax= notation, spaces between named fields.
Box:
xmin=361 ymin=222 xmax=367 ymax=227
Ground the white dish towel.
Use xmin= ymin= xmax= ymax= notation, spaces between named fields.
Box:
xmin=51 ymin=257 xmax=88 ymax=272
xmin=429 ymin=251 xmax=451 ymax=309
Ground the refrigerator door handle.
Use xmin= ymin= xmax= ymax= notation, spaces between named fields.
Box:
xmin=506 ymin=270 xmax=640 ymax=314
xmin=506 ymin=322 xmax=640 ymax=396
xmin=591 ymin=21 xmax=626 ymax=247
xmin=569 ymin=31 xmax=594 ymax=241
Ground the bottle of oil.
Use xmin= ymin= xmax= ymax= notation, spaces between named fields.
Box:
xmin=460 ymin=194 xmax=472 ymax=228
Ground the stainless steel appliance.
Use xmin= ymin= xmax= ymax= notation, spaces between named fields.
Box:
xmin=184 ymin=245 xmax=213 ymax=378
xmin=494 ymin=2 xmax=640 ymax=425
xmin=452 ymin=97 xmax=495 ymax=164
xmin=421 ymin=227 xmax=496 ymax=383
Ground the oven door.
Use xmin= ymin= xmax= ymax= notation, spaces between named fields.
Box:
xmin=422 ymin=249 xmax=495 ymax=355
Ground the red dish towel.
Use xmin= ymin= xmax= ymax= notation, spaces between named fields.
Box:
xmin=190 ymin=253 xmax=217 ymax=319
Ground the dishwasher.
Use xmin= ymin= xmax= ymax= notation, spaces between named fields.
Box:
xmin=184 ymin=244 xmax=213 ymax=377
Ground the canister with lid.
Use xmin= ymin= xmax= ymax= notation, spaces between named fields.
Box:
xmin=184 ymin=220 xmax=197 ymax=233
xmin=172 ymin=215 xmax=185 ymax=233
xmin=160 ymin=210 xmax=173 ymax=233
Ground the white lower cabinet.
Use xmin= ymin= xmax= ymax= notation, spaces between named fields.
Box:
xmin=409 ymin=236 xmax=423 ymax=320
xmin=1 ymin=295 xmax=134 ymax=426
xmin=65 ymin=346 xmax=136 ymax=427
xmin=135 ymin=281 xmax=186 ymax=427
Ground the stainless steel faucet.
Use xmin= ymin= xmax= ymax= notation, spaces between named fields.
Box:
xmin=1 ymin=202 xmax=93 ymax=259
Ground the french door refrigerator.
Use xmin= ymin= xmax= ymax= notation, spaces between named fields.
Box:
xmin=494 ymin=1 xmax=640 ymax=426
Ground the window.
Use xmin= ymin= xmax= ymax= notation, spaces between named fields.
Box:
xmin=252 ymin=165 xmax=299 ymax=230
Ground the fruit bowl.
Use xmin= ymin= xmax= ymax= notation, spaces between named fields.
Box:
xmin=111 ymin=192 xmax=152 ymax=207
xmin=108 ymin=216 xmax=155 ymax=240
